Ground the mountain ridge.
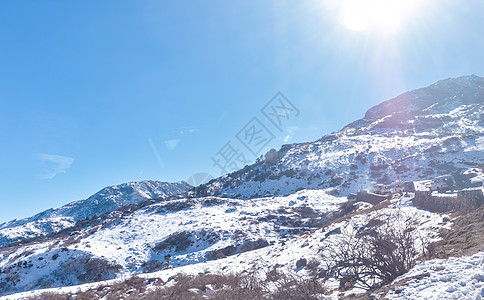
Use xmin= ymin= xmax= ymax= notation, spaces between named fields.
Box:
xmin=189 ymin=75 xmax=484 ymax=199
xmin=0 ymin=180 xmax=192 ymax=247
xmin=1 ymin=75 xmax=483 ymax=297
xmin=364 ymin=75 xmax=484 ymax=121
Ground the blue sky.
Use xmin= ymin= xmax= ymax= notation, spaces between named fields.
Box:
xmin=1 ymin=0 xmax=483 ymax=223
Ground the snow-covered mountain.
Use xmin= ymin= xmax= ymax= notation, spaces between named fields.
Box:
xmin=0 ymin=181 xmax=192 ymax=247
xmin=1 ymin=76 xmax=483 ymax=298
xmin=192 ymin=75 xmax=484 ymax=198
xmin=0 ymin=190 xmax=449 ymax=298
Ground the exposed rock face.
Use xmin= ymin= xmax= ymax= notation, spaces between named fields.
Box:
xmin=190 ymin=75 xmax=484 ymax=199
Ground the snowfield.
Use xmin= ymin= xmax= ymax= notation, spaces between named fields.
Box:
xmin=0 ymin=191 xmax=452 ymax=298
xmin=1 ymin=75 xmax=483 ymax=298
xmin=388 ymin=251 xmax=484 ymax=300
xmin=0 ymin=181 xmax=191 ymax=247
xmin=78 ymin=189 xmax=348 ymax=271
xmin=0 ymin=189 xmax=348 ymax=296
xmin=192 ymin=76 xmax=484 ymax=200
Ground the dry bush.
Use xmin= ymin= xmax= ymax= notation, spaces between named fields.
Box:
xmin=139 ymin=267 xmax=325 ymax=300
xmin=52 ymin=254 xmax=122 ymax=286
xmin=0 ymin=269 xmax=21 ymax=295
xmin=430 ymin=206 xmax=484 ymax=258
xmin=266 ymin=268 xmax=326 ymax=300
xmin=139 ymin=273 xmax=264 ymax=300
xmin=205 ymin=239 xmax=269 ymax=261
xmin=26 ymin=292 xmax=68 ymax=300
xmin=23 ymin=268 xmax=326 ymax=300
xmin=80 ymin=256 xmax=122 ymax=282
xmin=319 ymin=210 xmax=430 ymax=291
xmin=60 ymin=236 xmax=80 ymax=247
xmin=154 ymin=229 xmax=219 ymax=253
xmin=142 ymin=259 xmax=169 ymax=273
xmin=27 ymin=276 xmax=162 ymax=300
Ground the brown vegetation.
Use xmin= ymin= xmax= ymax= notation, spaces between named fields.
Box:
xmin=27 ymin=276 xmax=163 ymax=300
xmin=430 ymin=205 xmax=484 ymax=258
xmin=29 ymin=268 xmax=325 ymax=300
xmin=318 ymin=210 xmax=430 ymax=291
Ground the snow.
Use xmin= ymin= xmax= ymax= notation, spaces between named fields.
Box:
xmin=0 ymin=189 xmax=349 ymax=296
xmin=0 ymin=193 xmax=452 ymax=299
xmin=60 ymin=189 xmax=349 ymax=271
xmin=387 ymin=251 xmax=484 ymax=300
xmin=464 ymin=167 xmax=484 ymax=185
xmin=0 ymin=181 xmax=191 ymax=247
xmin=194 ymin=94 xmax=484 ymax=200
xmin=1 ymin=76 xmax=483 ymax=298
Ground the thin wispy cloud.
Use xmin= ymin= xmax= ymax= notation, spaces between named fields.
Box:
xmin=164 ymin=139 xmax=180 ymax=150
xmin=148 ymin=138 xmax=165 ymax=169
xmin=281 ymin=126 xmax=320 ymax=143
xmin=286 ymin=126 xmax=300 ymax=134
xmin=36 ymin=153 xmax=74 ymax=179
xmin=280 ymin=126 xmax=299 ymax=142
xmin=166 ymin=126 xmax=200 ymax=135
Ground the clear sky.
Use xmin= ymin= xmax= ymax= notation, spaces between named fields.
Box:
xmin=1 ymin=0 xmax=483 ymax=223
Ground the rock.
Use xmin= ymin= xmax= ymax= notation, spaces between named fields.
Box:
xmin=296 ymin=258 xmax=307 ymax=269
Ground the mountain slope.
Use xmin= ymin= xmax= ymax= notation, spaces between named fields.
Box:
xmin=191 ymin=75 xmax=484 ymax=199
xmin=1 ymin=75 xmax=484 ymax=298
xmin=0 ymin=190 xmax=448 ymax=298
xmin=0 ymin=181 xmax=192 ymax=247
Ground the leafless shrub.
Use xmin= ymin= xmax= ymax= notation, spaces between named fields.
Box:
xmin=60 ymin=236 xmax=80 ymax=247
xmin=80 ymin=256 xmax=122 ymax=282
xmin=11 ymin=249 xmax=34 ymax=261
xmin=141 ymin=259 xmax=169 ymax=273
xmin=22 ymin=268 xmax=326 ymax=300
xmin=266 ymin=267 xmax=326 ymax=300
xmin=52 ymin=254 xmax=122 ymax=286
xmin=154 ymin=229 xmax=219 ymax=253
xmin=205 ymin=239 xmax=268 ymax=261
xmin=306 ymin=258 xmax=321 ymax=277
xmin=139 ymin=266 xmax=325 ymax=300
xmin=48 ymin=240 xmax=61 ymax=250
xmin=139 ymin=273 xmax=264 ymax=300
xmin=27 ymin=276 xmax=162 ymax=300
xmin=0 ymin=268 xmax=21 ymax=294
xmin=319 ymin=210 xmax=430 ymax=291
xmin=26 ymin=292 xmax=68 ymax=300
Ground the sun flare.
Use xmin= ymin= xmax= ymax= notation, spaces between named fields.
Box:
xmin=335 ymin=0 xmax=422 ymax=34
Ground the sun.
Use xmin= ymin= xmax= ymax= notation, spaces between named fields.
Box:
xmin=335 ymin=0 xmax=421 ymax=34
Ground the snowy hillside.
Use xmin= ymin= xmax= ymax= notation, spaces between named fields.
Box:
xmin=192 ymin=75 xmax=484 ymax=199
xmin=0 ymin=181 xmax=192 ymax=247
xmin=0 ymin=188 xmax=450 ymax=297
xmin=387 ymin=251 xmax=484 ymax=299
xmin=0 ymin=189 xmax=453 ymax=299
xmin=0 ymin=189 xmax=344 ymax=295
xmin=1 ymin=76 xmax=484 ymax=299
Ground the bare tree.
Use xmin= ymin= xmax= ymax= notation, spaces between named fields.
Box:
xmin=319 ymin=210 xmax=430 ymax=291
